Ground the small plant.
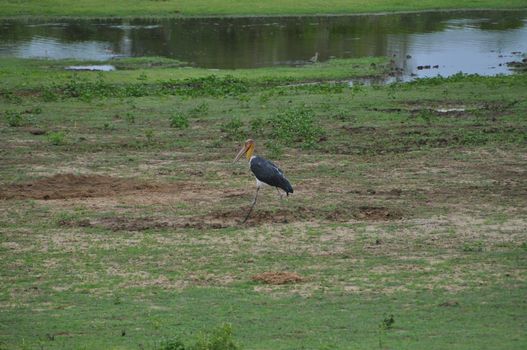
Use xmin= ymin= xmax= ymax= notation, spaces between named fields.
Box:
xmin=381 ymin=314 xmax=395 ymax=330
xmin=103 ymin=122 xmax=116 ymax=130
xmin=192 ymin=323 xmax=240 ymax=350
xmin=145 ymin=129 xmax=155 ymax=144
xmin=237 ymin=94 xmax=251 ymax=105
xmin=42 ymin=87 xmax=58 ymax=102
xmin=265 ymin=141 xmax=283 ymax=159
xmin=267 ymin=106 xmax=323 ymax=149
xmin=158 ymin=337 xmax=186 ymax=350
xmin=221 ymin=117 xmax=245 ymax=140
xmin=156 ymin=324 xmax=239 ymax=350
xmin=26 ymin=106 xmax=43 ymax=115
xmin=170 ymin=112 xmax=190 ymax=129
xmin=250 ymin=116 xmax=265 ymax=136
xmin=259 ymin=93 xmax=270 ymax=103
xmin=378 ymin=314 xmax=395 ymax=349
xmin=418 ymin=110 xmax=436 ymax=125
xmin=463 ymin=241 xmax=484 ymax=252
xmin=47 ymin=131 xmax=66 ymax=145
xmin=0 ymin=89 xmax=22 ymax=104
xmin=125 ymin=112 xmax=136 ymax=124
xmin=189 ymin=102 xmax=209 ymax=117
xmin=4 ymin=110 xmax=23 ymax=127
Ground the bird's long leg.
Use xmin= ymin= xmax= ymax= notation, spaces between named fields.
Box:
xmin=242 ymin=187 xmax=260 ymax=223
xmin=275 ymin=187 xmax=283 ymax=200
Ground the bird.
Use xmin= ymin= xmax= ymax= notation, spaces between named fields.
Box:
xmin=233 ymin=139 xmax=293 ymax=223
xmin=309 ymin=52 xmax=319 ymax=63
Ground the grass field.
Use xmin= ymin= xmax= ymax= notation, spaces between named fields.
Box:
xmin=0 ymin=0 xmax=526 ymax=17
xmin=1 ymin=57 xmax=526 ymax=349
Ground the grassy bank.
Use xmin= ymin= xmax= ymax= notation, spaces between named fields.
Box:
xmin=0 ymin=0 xmax=526 ymax=18
xmin=0 ymin=57 xmax=526 ymax=349
xmin=0 ymin=57 xmax=389 ymax=91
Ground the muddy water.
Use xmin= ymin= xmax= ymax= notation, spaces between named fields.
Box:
xmin=1 ymin=10 xmax=526 ymax=79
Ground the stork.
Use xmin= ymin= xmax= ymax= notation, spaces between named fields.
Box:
xmin=309 ymin=52 xmax=319 ymax=64
xmin=233 ymin=139 xmax=293 ymax=223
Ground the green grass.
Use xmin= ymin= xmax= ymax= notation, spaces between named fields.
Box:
xmin=0 ymin=56 xmax=526 ymax=349
xmin=0 ymin=0 xmax=526 ymax=17
xmin=0 ymin=57 xmax=389 ymax=90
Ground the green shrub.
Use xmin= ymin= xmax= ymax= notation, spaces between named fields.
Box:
xmin=463 ymin=241 xmax=484 ymax=252
xmin=189 ymin=102 xmax=209 ymax=117
xmin=170 ymin=112 xmax=190 ymax=129
xmin=145 ymin=129 xmax=155 ymax=144
xmin=42 ymin=87 xmax=59 ymax=102
xmin=4 ymin=110 xmax=23 ymax=127
xmin=191 ymin=324 xmax=239 ymax=350
xmin=47 ymin=131 xmax=66 ymax=145
xmin=156 ymin=324 xmax=240 ymax=350
xmin=267 ymin=106 xmax=323 ymax=149
xmin=125 ymin=112 xmax=136 ymax=124
xmin=158 ymin=337 xmax=186 ymax=350
xmin=221 ymin=117 xmax=246 ymax=140
xmin=162 ymin=75 xmax=248 ymax=97
xmin=265 ymin=141 xmax=283 ymax=159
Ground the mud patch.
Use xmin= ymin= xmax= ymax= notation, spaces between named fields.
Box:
xmin=211 ymin=207 xmax=311 ymax=225
xmin=60 ymin=216 xmax=229 ymax=231
xmin=252 ymin=272 xmax=304 ymax=285
xmin=214 ymin=205 xmax=403 ymax=225
xmin=59 ymin=204 xmax=403 ymax=232
xmin=0 ymin=174 xmax=175 ymax=200
xmin=356 ymin=206 xmax=403 ymax=220
xmin=325 ymin=206 xmax=403 ymax=221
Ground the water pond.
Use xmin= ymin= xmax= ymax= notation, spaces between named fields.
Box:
xmin=1 ymin=10 xmax=526 ymax=80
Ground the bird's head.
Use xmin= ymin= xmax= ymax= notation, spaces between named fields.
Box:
xmin=233 ymin=139 xmax=255 ymax=163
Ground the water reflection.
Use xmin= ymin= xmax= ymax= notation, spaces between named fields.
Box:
xmin=0 ymin=10 xmax=526 ymax=79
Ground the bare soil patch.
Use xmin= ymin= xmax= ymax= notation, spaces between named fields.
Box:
xmin=356 ymin=206 xmax=403 ymax=220
xmin=59 ymin=204 xmax=404 ymax=231
xmin=59 ymin=216 xmax=229 ymax=231
xmin=0 ymin=174 xmax=180 ymax=200
xmin=326 ymin=206 xmax=403 ymax=221
xmin=252 ymin=272 xmax=304 ymax=285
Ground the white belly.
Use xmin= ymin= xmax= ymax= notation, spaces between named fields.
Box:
xmin=256 ymin=178 xmax=267 ymax=188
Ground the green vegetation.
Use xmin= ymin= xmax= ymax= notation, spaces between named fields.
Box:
xmin=0 ymin=56 xmax=526 ymax=350
xmin=0 ymin=0 xmax=525 ymax=17
xmin=46 ymin=131 xmax=66 ymax=145
xmin=157 ymin=324 xmax=239 ymax=350
xmin=169 ymin=113 xmax=190 ymax=129
xmin=267 ymin=106 xmax=323 ymax=149
xmin=3 ymin=110 xmax=23 ymax=127
xmin=0 ymin=57 xmax=388 ymax=91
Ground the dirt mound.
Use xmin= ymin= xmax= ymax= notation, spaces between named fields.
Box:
xmin=85 ymin=217 xmax=170 ymax=231
xmin=252 ymin=272 xmax=304 ymax=285
xmin=356 ymin=206 xmax=402 ymax=220
xmin=60 ymin=215 xmax=229 ymax=231
xmin=0 ymin=174 xmax=164 ymax=200
xmin=211 ymin=206 xmax=401 ymax=226
xmin=58 ymin=204 xmax=403 ymax=232
xmin=211 ymin=208 xmax=304 ymax=225
xmin=325 ymin=206 xmax=403 ymax=221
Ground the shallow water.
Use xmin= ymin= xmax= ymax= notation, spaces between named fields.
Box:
xmin=1 ymin=10 xmax=526 ymax=79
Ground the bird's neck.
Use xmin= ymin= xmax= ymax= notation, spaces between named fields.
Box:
xmin=245 ymin=144 xmax=255 ymax=159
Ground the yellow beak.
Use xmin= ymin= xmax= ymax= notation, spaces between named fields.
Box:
xmin=233 ymin=144 xmax=249 ymax=163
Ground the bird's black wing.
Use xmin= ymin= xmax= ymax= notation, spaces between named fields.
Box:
xmin=266 ymin=159 xmax=284 ymax=175
xmin=250 ymin=156 xmax=294 ymax=194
